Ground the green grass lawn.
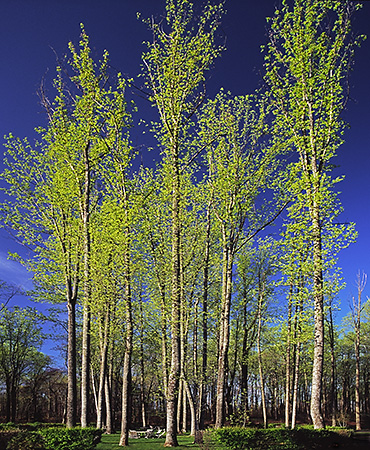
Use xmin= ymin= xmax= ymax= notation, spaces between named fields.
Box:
xmin=96 ymin=433 xmax=201 ymax=449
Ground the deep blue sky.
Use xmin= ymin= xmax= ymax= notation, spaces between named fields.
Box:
xmin=1 ymin=0 xmax=369 ymax=333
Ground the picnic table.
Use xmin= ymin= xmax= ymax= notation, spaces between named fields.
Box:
xmin=129 ymin=427 xmax=165 ymax=439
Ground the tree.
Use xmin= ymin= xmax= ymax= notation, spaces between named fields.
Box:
xmin=351 ymin=271 xmax=367 ymax=431
xmin=198 ymin=90 xmax=273 ymax=427
xmin=141 ymin=0 xmax=224 ymax=445
xmin=0 ymin=306 xmax=44 ymax=422
xmin=264 ymin=0 xmax=361 ymax=428
xmin=1 ymin=26 xmax=131 ymax=428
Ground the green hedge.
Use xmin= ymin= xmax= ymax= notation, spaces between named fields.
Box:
xmin=6 ymin=427 xmax=102 ymax=450
xmin=214 ymin=426 xmax=354 ymax=450
xmin=40 ymin=427 xmax=102 ymax=450
xmin=215 ymin=427 xmax=298 ymax=450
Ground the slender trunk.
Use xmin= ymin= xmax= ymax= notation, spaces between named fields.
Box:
xmin=66 ymin=298 xmax=77 ymax=428
xmin=193 ymin=298 xmax=198 ymax=428
xmin=105 ymin=340 xmax=114 ymax=434
xmin=92 ymin=367 xmax=98 ymax=418
xmin=139 ymin=292 xmax=147 ymax=428
xmin=328 ymin=306 xmax=337 ymax=427
xmin=97 ymin=320 xmax=109 ymax=429
xmin=160 ymin=289 xmax=169 ymax=399
xmin=257 ymin=282 xmax=267 ymax=429
xmin=241 ymin=293 xmax=257 ymax=427
xmin=105 ymin=369 xmax=112 ymax=434
xmin=164 ymin=151 xmax=181 ymax=448
xmin=310 ymin=201 xmax=325 ymax=429
xmin=177 ymin=380 xmax=183 ymax=433
xmin=215 ymin=243 xmax=233 ymax=428
xmin=119 ymin=247 xmax=133 ymax=447
xmin=184 ymin=378 xmax=196 ymax=436
xmin=81 ymin=142 xmax=92 ymax=428
xmin=199 ymin=207 xmax=210 ymax=430
xmin=81 ymin=306 xmax=91 ymax=427
xmin=182 ymin=380 xmax=187 ymax=433
xmin=291 ymin=342 xmax=301 ymax=429
xmin=285 ymin=285 xmax=293 ymax=428
xmin=355 ymin=312 xmax=361 ymax=430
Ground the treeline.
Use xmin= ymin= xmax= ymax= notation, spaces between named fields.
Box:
xmin=1 ymin=298 xmax=370 ymax=430
xmin=0 ymin=0 xmax=365 ymax=447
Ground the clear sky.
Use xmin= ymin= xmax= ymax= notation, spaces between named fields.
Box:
xmin=1 ymin=0 xmax=369 ymax=338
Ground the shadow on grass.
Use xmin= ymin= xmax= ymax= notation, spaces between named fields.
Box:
xmin=96 ymin=433 xmax=200 ymax=449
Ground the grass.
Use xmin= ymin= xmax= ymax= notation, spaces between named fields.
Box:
xmin=96 ymin=433 xmax=200 ymax=449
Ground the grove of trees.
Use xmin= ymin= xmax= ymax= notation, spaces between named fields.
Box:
xmin=0 ymin=0 xmax=368 ymax=447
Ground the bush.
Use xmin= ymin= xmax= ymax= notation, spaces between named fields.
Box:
xmin=7 ymin=431 xmax=45 ymax=450
xmin=215 ymin=427 xmax=300 ymax=450
xmin=214 ymin=426 xmax=356 ymax=450
xmin=0 ymin=431 xmax=19 ymax=449
xmin=40 ymin=427 xmax=102 ymax=450
xmin=0 ymin=423 xmax=18 ymax=430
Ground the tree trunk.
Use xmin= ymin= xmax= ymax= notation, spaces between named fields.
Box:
xmin=105 ymin=369 xmax=112 ymax=434
xmin=310 ymin=201 xmax=325 ymax=429
xmin=328 ymin=305 xmax=337 ymax=427
xmin=81 ymin=306 xmax=91 ymax=428
xmin=139 ymin=292 xmax=147 ymax=429
xmin=257 ymin=283 xmax=267 ymax=429
xmin=184 ymin=378 xmax=196 ymax=436
xmin=199 ymin=207 xmax=210 ymax=430
xmin=285 ymin=285 xmax=293 ymax=428
xmin=215 ymin=243 xmax=233 ymax=428
xmin=97 ymin=313 xmax=109 ymax=429
xmin=291 ymin=342 xmax=301 ymax=429
xmin=81 ymin=142 xmax=92 ymax=429
xmin=66 ymin=298 xmax=77 ymax=428
xmin=119 ymin=247 xmax=133 ymax=447
xmin=164 ymin=152 xmax=181 ymax=448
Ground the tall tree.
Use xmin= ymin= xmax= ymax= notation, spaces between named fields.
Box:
xmin=1 ymin=26 xmax=131 ymax=428
xmin=351 ymin=271 xmax=367 ymax=431
xmin=264 ymin=0 xmax=361 ymax=428
xmin=198 ymin=91 xmax=273 ymax=427
xmin=141 ymin=0 xmax=224 ymax=445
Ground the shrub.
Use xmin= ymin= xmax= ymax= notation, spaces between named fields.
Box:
xmin=40 ymin=427 xmax=102 ymax=450
xmin=7 ymin=431 xmax=45 ymax=450
xmin=215 ymin=425 xmax=355 ymax=450
xmin=0 ymin=423 xmax=18 ymax=430
xmin=215 ymin=427 xmax=299 ymax=450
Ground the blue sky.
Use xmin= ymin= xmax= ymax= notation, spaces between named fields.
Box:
xmin=1 ymin=0 xmax=369 ymax=343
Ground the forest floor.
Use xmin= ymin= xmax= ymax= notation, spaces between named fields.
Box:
xmin=96 ymin=433 xmax=199 ymax=449
xmin=95 ymin=429 xmax=370 ymax=449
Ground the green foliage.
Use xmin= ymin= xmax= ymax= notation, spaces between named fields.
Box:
xmin=39 ymin=427 xmax=102 ymax=450
xmin=214 ymin=426 xmax=356 ymax=450
xmin=5 ymin=427 xmax=102 ymax=450
xmin=0 ymin=423 xmax=18 ymax=430
xmin=7 ymin=431 xmax=45 ymax=450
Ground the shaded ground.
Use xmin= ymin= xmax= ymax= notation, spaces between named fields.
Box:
xmin=96 ymin=429 xmax=370 ymax=450
xmin=96 ymin=433 xmax=198 ymax=450
xmin=281 ymin=429 xmax=370 ymax=450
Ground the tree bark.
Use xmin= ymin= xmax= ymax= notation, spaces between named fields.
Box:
xmin=215 ymin=242 xmax=233 ymax=428
xmin=119 ymin=247 xmax=133 ymax=447
xmin=257 ymin=276 xmax=267 ymax=429
xmin=97 ymin=309 xmax=109 ymax=429
xmin=285 ymin=285 xmax=293 ymax=428
xmin=66 ymin=297 xmax=77 ymax=428
xmin=310 ymin=202 xmax=325 ymax=429
xmin=164 ymin=151 xmax=181 ymax=447
xmin=81 ymin=142 xmax=92 ymax=428
xmin=199 ymin=206 xmax=210 ymax=430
